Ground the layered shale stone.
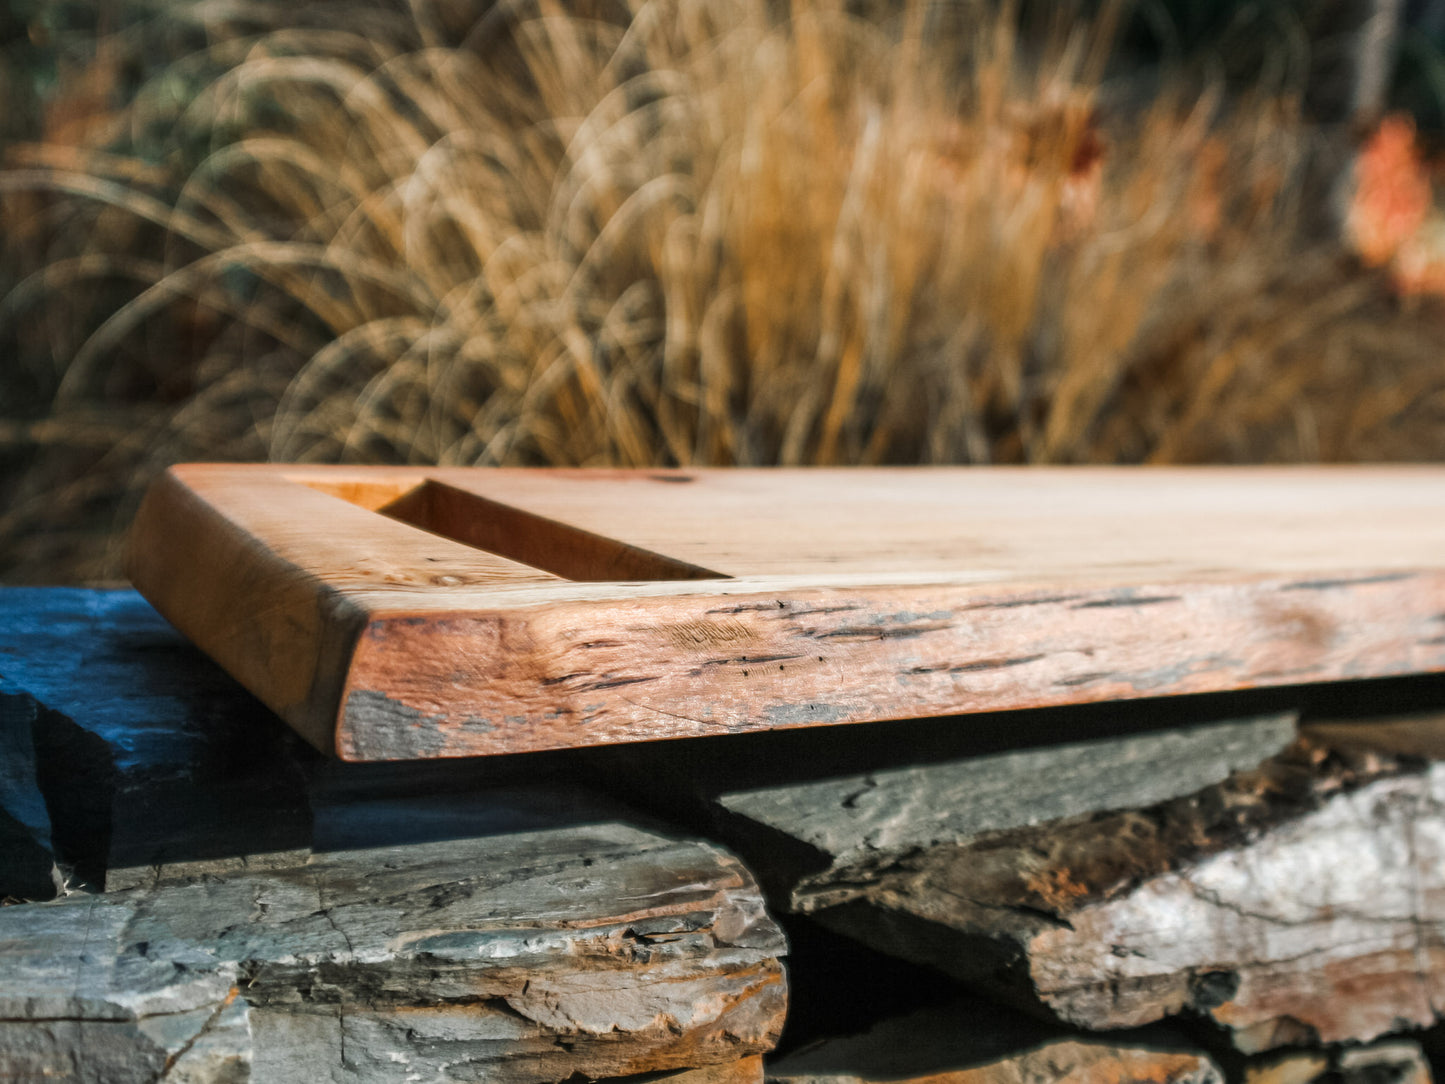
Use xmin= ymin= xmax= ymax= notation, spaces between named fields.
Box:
xmin=0 ymin=589 xmax=788 ymax=1079
xmin=598 ymin=710 xmax=1445 ymax=1052
xmin=0 ymin=793 xmax=786 ymax=1083
xmin=0 ymin=997 xmax=252 ymax=1084
xmin=807 ymin=737 xmax=1445 ymax=1053
xmin=702 ymin=713 xmax=1298 ymax=910
xmin=763 ymin=1000 xmax=1222 ymax=1084
xmin=660 ymin=1058 xmax=764 ymax=1084
xmin=587 ymin=706 xmax=1300 ymax=905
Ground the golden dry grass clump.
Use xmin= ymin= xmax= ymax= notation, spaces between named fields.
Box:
xmin=3 ymin=0 xmax=1445 ymax=581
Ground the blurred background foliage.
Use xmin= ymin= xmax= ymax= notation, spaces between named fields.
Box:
xmin=4 ymin=0 xmax=1445 ymax=582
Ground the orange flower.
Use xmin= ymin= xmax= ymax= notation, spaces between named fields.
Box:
xmin=1345 ymin=114 xmax=1432 ymax=268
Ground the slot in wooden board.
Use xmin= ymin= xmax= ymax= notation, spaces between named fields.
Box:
xmin=127 ymin=464 xmax=1445 ymax=760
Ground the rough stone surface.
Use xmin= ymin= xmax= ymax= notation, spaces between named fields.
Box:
xmin=0 ymin=793 xmax=786 ymax=1082
xmin=588 ymin=702 xmax=1306 ymax=905
xmin=661 ymin=1057 xmax=764 ymax=1084
xmin=596 ymin=703 xmax=1445 ymax=1054
xmin=0 ymin=589 xmax=788 ymax=1080
xmin=0 ymin=589 xmax=263 ymax=780
xmin=0 ymin=587 xmax=629 ymax=893
xmin=14 ymin=588 xmax=1445 ymax=1075
xmin=712 ymin=713 xmax=1297 ymax=909
xmin=764 ymin=1001 xmax=1223 ymax=1084
xmin=806 ymin=739 xmax=1445 ymax=1052
xmin=1244 ymin=1039 xmax=1432 ymax=1084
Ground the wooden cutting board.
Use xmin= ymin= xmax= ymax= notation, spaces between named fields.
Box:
xmin=128 ymin=464 xmax=1445 ymax=760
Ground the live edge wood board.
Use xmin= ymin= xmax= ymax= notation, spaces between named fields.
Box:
xmin=127 ymin=464 xmax=1445 ymax=761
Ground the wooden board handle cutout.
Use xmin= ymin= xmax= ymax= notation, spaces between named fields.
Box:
xmin=127 ymin=464 xmax=1445 ymax=761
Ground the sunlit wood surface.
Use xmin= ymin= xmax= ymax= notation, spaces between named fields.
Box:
xmin=128 ymin=464 xmax=1445 ymax=760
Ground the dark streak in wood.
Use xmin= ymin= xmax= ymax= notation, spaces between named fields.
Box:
xmin=579 ymin=675 xmax=659 ymax=691
xmin=948 ymin=655 xmax=1047 ymax=674
xmin=1072 ymin=595 xmax=1183 ymax=610
xmin=703 ymin=654 xmax=808 ymax=668
xmin=812 ymin=624 xmax=953 ymax=642
xmin=1280 ymin=573 xmax=1417 ymax=591
xmin=961 ymin=596 xmax=1086 ymax=611
xmin=541 ymin=672 xmax=592 ymax=686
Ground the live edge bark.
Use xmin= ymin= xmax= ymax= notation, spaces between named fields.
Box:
xmin=129 ymin=465 xmax=1445 ymax=760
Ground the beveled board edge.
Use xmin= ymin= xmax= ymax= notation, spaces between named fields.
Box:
xmin=337 ymin=569 xmax=1445 ymax=759
xmin=126 ymin=466 xmax=368 ymax=752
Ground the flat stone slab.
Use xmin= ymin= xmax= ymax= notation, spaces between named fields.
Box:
xmin=597 ymin=708 xmax=1445 ymax=1052
xmin=819 ymin=737 xmax=1445 ymax=1052
xmin=0 ymin=791 xmax=786 ymax=1082
xmin=0 ymin=589 xmax=787 ymax=1080
xmin=881 ymin=731 xmax=1445 ymax=1043
xmin=709 ymin=712 xmax=1298 ymax=910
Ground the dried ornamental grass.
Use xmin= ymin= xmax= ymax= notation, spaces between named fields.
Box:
xmin=3 ymin=0 xmax=1445 ymax=581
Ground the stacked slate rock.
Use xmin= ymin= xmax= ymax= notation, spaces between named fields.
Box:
xmin=6 ymin=589 xmax=1445 ymax=1082
xmin=0 ymin=591 xmax=783 ymax=1082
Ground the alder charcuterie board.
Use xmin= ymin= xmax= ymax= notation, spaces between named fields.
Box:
xmin=128 ymin=464 xmax=1445 ymax=761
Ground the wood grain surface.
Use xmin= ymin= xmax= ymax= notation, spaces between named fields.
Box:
xmin=127 ymin=464 xmax=1445 ymax=759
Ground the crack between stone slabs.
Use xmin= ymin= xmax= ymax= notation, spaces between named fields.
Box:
xmin=157 ymin=987 xmax=239 ymax=1082
xmin=335 ymin=1003 xmax=348 ymax=1071
xmin=71 ymin=894 xmax=99 ymax=1002
xmin=922 ymin=886 xmax=1078 ymax=932
xmin=313 ymin=871 xmax=357 ymax=1071
xmin=1043 ymin=935 xmax=1426 ymax=1005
